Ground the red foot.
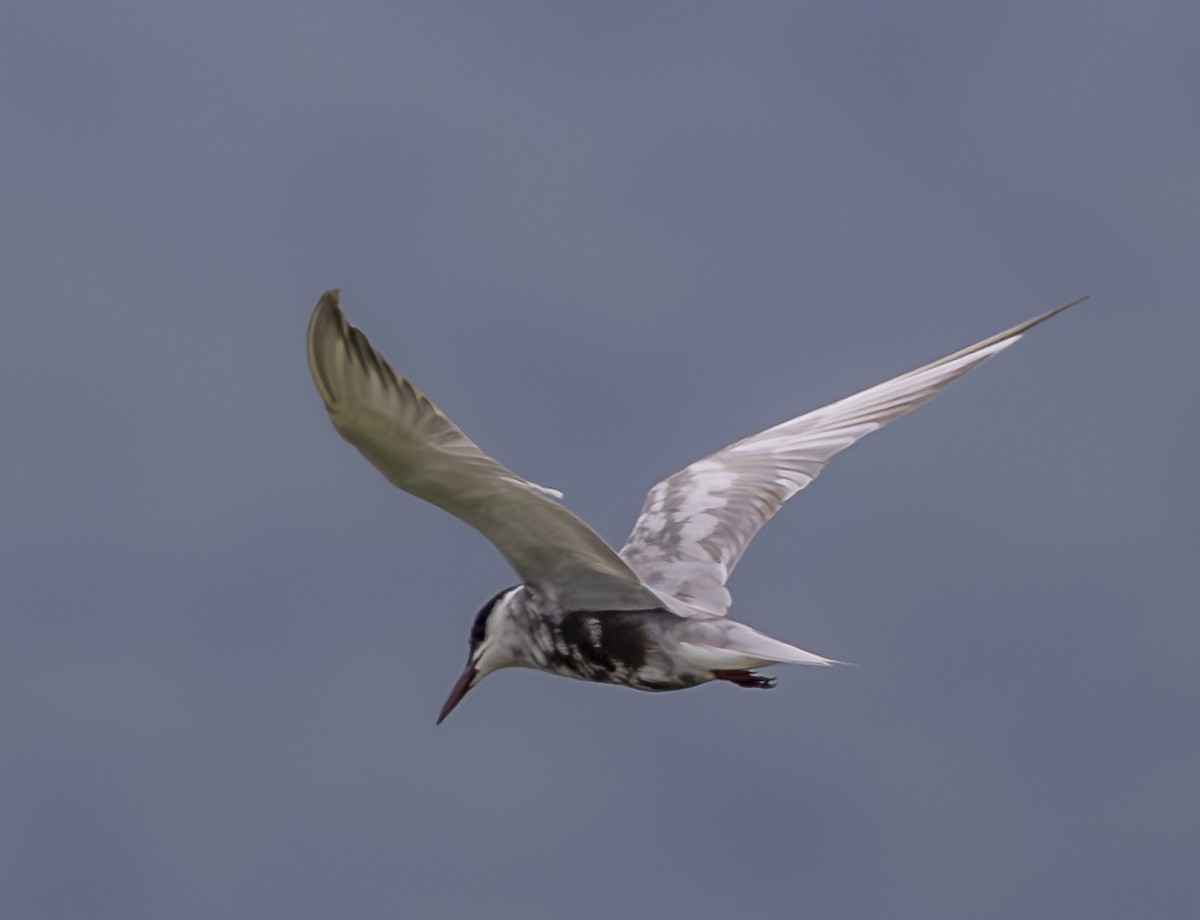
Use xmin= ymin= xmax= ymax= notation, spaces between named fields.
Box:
xmin=712 ymin=669 xmax=776 ymax=689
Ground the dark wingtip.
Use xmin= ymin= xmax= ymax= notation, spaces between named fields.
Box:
xmin=1002 ymin=294 xmax=1089 ymax=342
xmin=1039 ymin=294 xmax=1089 ymax=323
xmin=306 ymin=289 xmax=346 ymax=406
xmin=307 ymin=289 xmax=344 ymax=345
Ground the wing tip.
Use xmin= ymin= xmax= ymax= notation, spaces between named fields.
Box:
xmin=308 ymin=288 xmax=343 ymax=338
xmin=307 ymin=288 xmax=346 ymax=406
xmin=1021 ymin=294 xmax=1089 ymax=334
xmin=919 ymin=293 xmax=1090 ymax=374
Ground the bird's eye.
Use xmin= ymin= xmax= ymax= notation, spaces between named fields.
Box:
xmin=470 ymin=614 xmax=488 ymax=645
xmin=470 ymin=587 xmax=512 ymax=645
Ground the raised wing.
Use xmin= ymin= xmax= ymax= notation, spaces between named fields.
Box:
xmin=307 ymin=290 xmax=661 ymax=612
xmin=619 ymin=298 xmax=1087 ymax=617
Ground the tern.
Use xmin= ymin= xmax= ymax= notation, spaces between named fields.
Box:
xmin=306 ymin=290 xmax=1084 ymax=723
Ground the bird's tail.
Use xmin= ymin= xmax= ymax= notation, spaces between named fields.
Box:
xmin=679 ymin=619 xmax=841 ymax=669
xmin=728 ymin=624 xmax=840 ymax=666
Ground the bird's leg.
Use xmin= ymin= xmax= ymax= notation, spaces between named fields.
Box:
xmin=712 ymin=669 xmax=776 ymax=689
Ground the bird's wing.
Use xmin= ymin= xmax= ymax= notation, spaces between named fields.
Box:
xmin=307 ymin=291 xmax=662 ymax=612
xmin=618 ymin=298 xmax=1086 ymax=617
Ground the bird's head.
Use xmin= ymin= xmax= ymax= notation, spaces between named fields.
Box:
xmin=437 ymin=586 xmax=523 ymax=724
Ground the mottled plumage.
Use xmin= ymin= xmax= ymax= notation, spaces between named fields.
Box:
xmin=306 ymin=290 xmax=1084 ymax=722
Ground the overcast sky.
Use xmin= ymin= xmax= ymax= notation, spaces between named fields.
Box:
xmin=3 ymin=3 xmax=1198 ymax=919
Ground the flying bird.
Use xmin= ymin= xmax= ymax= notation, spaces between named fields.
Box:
xmin=306 ymin=291 xmax=1084 ymax=723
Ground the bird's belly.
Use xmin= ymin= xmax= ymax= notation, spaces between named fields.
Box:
xmin=530 ymin=609 xmax=711 ymax=692
xmin=542 ymin=660 xmax=705 ymax=692
xmin=536 ymin=648 xmax=707 ymax=692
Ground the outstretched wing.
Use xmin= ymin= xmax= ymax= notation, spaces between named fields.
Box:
xmin=307 ymin=290 xmax=661 ymax=612
xmin=619 ymin=298 xmax=1087 ymax=618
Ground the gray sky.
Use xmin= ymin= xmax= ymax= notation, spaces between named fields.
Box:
xmin=3 ymin=3 xmax=1198 ymax=918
